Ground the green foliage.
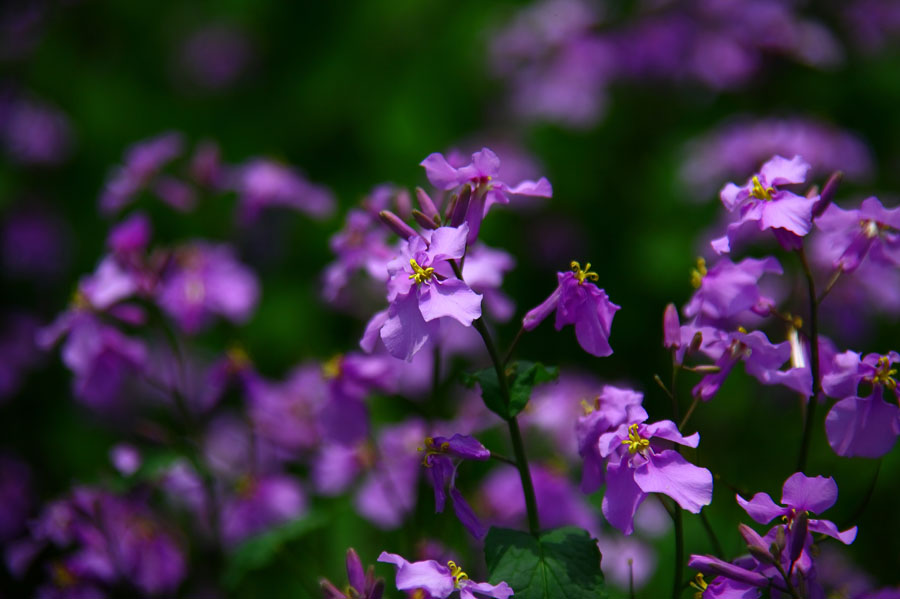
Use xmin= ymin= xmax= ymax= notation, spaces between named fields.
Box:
xmin=484 ymin=526 xmax=606 ymax=599
xmin=223 ymin=513 xmax=327 ymax=590
xmin=463 ymin=361 xmax=558 ymax=420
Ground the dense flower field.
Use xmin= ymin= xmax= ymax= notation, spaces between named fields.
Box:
xmin=3 ymin=1 xmax=900 ymax=598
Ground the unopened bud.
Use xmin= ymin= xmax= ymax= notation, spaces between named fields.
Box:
xmin=689 ymin=331 xmax=703 ymax=354
xmin=415 ymin=187 xmax=440 ymax=220
xmin=788 ymin=511 xmax=809 ymax=564
xmin=813 ymin=171 xmax=843 ymax=218
xmin=395 ymin=188 xmax=412 ymax=218
xmin=379 ymin=210 xmax=418 ymax=240
xmin=739 ymin=524 xmax=776 ymax=565
xmin=449 ymin=185 xmax=471 ymax=226
xmin=663 ymin=303 xmax=681 ymax=350
xmin=412 ymin=209 xmax=439 ymax=230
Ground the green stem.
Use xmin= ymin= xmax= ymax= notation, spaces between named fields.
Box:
xmin=454 ymin=259 xmax=540 ymax=535
xmin=796 ymin=247 xmax=821 ymax=473
xmin=699 ymin=511 xmax=724 ymax=557
xmin=672 ymin=505 xmax=684 ymax=599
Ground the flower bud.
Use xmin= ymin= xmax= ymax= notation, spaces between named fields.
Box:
xmin=449 ymin=185 xmax=471 ymax=227
xmin=412 ymin=209 xmax=439 ymax=230
xmin=415 ymin=186 xmax=440 ymax=220
xmin=812 ymin=171 xmax=842 ymax=218
xmin=788 ymin=510 xmax=809 ymax=565
xmin=379 ymin=210 xmax=418 ymax=240
xmin=663 ymin=303 xmax=681 ymax=350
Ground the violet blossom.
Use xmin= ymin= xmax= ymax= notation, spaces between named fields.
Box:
xmin=421 ymin=434 xmax=490 ymax=539
xmin=378 ymin=552 xmax=513 ymax=599
xmin=363 ymin=224 xmax=482 ymax=361
xmin=683 ymin=256 xmax=782 ymax=323
xmin=231 ymin=158 xmax=335 ymax=221
xmin=156 ymin=242 xmax=259 ymax=334
xmin=99 ymin=132 xmax=185 ymax=215
xmin=597 ymin=415 xmax=712 ymax=534
xmin=712 ymin=155 xmax=818 ymax=254
xmin=815 ymin=196 xmax=900 ymax=272
xmin=522 ymin=261 xmax=619 ymax=357
xmin=421 ymin=147 xmax=552 ymax=243
xmin=822 ymin=350 xmax=900 ymax=457
xmin=321 ymin=548 xmax=384 ymax=599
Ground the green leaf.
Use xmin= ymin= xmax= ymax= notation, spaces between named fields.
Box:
xmin=484 ymin=526 xmax=606 ymax=599
xmin=507 ymin=361 xmax=558 ymax=418
xmin=223 ymin=513 xmax=327 ymax=589
xmin=463 ymin=362 xmax=558 ymax=420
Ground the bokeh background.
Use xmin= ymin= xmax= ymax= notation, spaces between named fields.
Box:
xmin=3 ymin=0 xmax=900 ymax=597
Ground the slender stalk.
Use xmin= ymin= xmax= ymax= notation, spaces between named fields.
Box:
xmin=843 ymin=460 xmax=881 ymax=528
xmin=699 ymin=511 xmax=724 ymax=557
xmin=796 ymin=248 xmax=821 ymax=473
xmin=628 ymin=559 xmax=635 ymax=599
xmin=489 ymin=452 xmax=519 ymax=467
xmin=502 ymin=325 xmax=525 ymax=367
xmin=455 ymin=259 xmax=540 ymax=535
xmin=672 ymin=506 xmax=684 ymax=599
xmin=431 ymin=344 xmax=442 ymax=400
xmin=817 ymin=268 xmax=843 ymax=304
xmin=670 ymin=355 xmax=680 ymax=423
xmin=679 ymin=397 xmax=700 ymax=431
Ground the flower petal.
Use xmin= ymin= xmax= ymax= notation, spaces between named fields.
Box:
xmin=781 ymin=472 xmax=837 ymax=514
xmin=602 ymin=460 xmax=646 ymax=535
xmin=418 ymin=279 xmax=482 ymax=326
xmin=635 ymin=450 xmax=712 ymax=513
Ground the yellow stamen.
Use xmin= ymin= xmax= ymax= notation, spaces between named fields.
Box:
xmin=409 ymin=258 xmax=435 ymax=284
xmin=621 ymin=423 xmax=650 ymax=454
xmin=570 ymin=261 xmax=599 ymax=285
xmin=417 ymin=437 xmax=451 ymax=467
xmin=690 ymin=257 xmax=707 ymax=289
xmin=226 ymin=344 xmax=251 ymax=370
xmin=447 ymin=561 xmax=469 ymax=587
xmin=71 ymin=289 xmax=90 ymax=310
xmin=322 ymin=354 xmax=343 ymax=379
xmin=52 ymin=563 xmax=77 ymax=588
xmin=581 ymin=398 xmax=595 ymax=415
xmin=749 ymin=175 xmax=775 ymax=201
xmin=689 ymin=573 xmax=708 ymax=599
xmin=872 ymin=355 xmax=898 ymax=390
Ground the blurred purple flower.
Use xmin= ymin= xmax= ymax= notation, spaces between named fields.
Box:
xmin=321 ymin=548 xmax=384 ymax=599
xmin=815 ymin=197 xmax=900 ymax=273
xmin=156 ymin=242 xmax=259 ymax=333
xmin=0 ymin=454 xmax=33 ymax=542
xmin=2 ymin=204 xmax=71 ymax=281
xmin=221 ymin=474 xmax=307 ymax=546
xmin=0 ymin=95 xmax=72 ymax=166
xmin=180 ymin=23 xmax=254 ymax=91
xmin=231 ymin=159 xmax=335 ymax=222
xmin=683 ymin=256 xmax=782 ymax=324
xmin=100 ymin=132 xmax=185 ymax=214
xmin=0 ymin=313 xmax=41 ymax=400
xmin=680 ymin=118 xmax=873 ymax=196
xmin=421 ymin=434 xmax=490 ymax=539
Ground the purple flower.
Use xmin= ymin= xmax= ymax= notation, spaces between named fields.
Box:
xmin=106 ymin=212 xmax=152 ymax=257
xmin=421 ymin=147 xmax=552 ymax=243
xmin=683 ymin=256 xmax=782 ymax=323
xmin=815 ymin=197 xmax=900 ymax=272
xmin=353 ymin=419 xmax=426 ymax=529
xmin=156 ymin=242 xmax=259 ymax=333
xmin=822 ymin=351 xmax=900 ymax=457
xmin=0 ymin=454 xmax=32 ymax=542
xmin=679 ymin=117 xmax=873 ymax=196
xmin=221 ymin=474 xmax=307 ymax=546
xmin=99 ymin=132 xmax=184 ymax=215
xmin=712 ymin=155 xmax=818 ymax=254
xmin=481 ymin=464 xmax=598 ymax=535
xmin=523 ymin=261 xmax=620 ymax=357
xmin=575 ymin=385 xmax=645 ymax=493
xmin=1 ymin=95 xmax=72 ymax=166
xmin=367 ymin=224 xmax=482 ymax=361
xmin=597 ymin=416 xmax=712 ymax=534
xmin=690 ymin=327 xmax=811 ymax=401
xmin=595 ymin=534 xmax=656 ymax=592
xmin=321 ymin=548 xmax=384 ymax=599
xmin=180 ymin=23 xmax=254 ymax=91
xmin=378 ymin=552 xmax=513 ymax=599
xmin=421 ymin=434 xmax=490 ymax=539
xmin=20 ymin=488 xmax=186 ymax=596
xmin=0 ymin=313 xmax=42 ymax=401
xmin=323 ymin=207 xmax=394 ymax=304
xmin=737 ymin=472 xmax=857 ymax=546
xmin=231 ymin=159 xmax=335 ymax=221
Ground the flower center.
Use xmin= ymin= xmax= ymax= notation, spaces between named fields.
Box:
xmin=749 ymin=175 xmax=775 ymax=201
xmin=622 ymin=423 xmax=650 ymax=454
xmin=408 ymin=258 xmax=435 ymax=284
xmin=871 ymin=355 xmax=897 ymax=390
xmin=418 ymin=436 xmax=451 ymax=466
xmin=690 ymin=257 xmax=707 ymax=289
xmin=689 ymin=573 xmax=708 ymax=599
xmin=570 ymin=261 xmax=599 ymax=285
xmin=322 ymin=354 xmax=343 ymax=379
xmin=447 ymin=560 xmax=469 ymax=587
